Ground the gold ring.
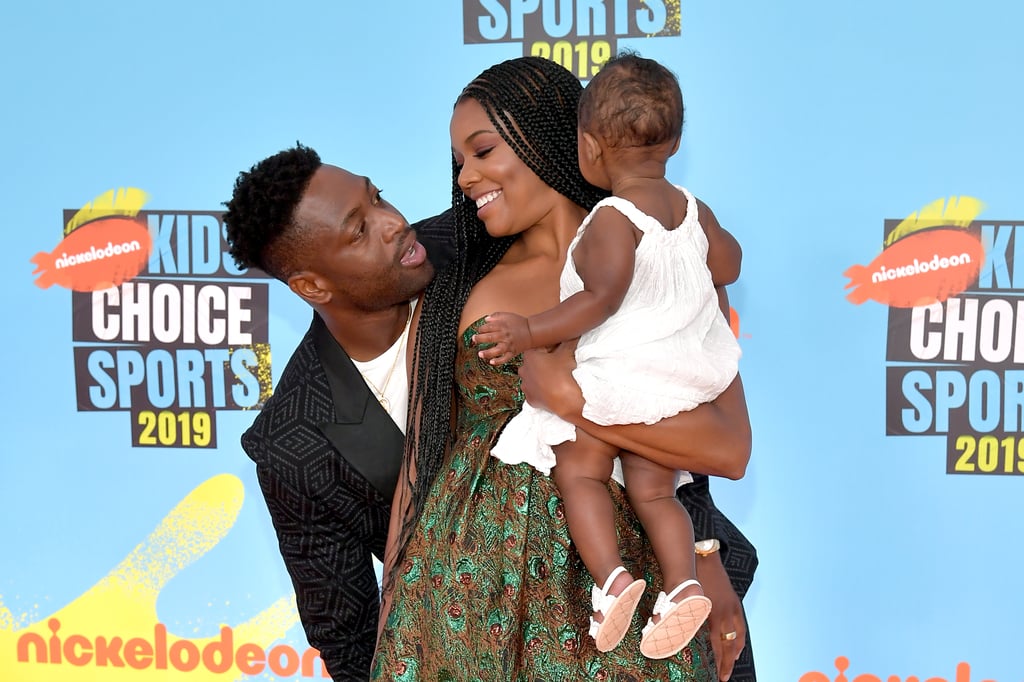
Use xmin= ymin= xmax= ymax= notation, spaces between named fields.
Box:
xmin=721 ymin=631 xmax=738 ymax=641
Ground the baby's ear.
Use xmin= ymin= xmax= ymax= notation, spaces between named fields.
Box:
xmin=581 ymin=130 xmax=602 ymax=163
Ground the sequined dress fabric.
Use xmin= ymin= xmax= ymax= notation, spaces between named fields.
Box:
xmin=371 ymin=319 xmax=714 ymax=681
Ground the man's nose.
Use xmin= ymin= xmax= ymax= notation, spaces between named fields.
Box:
xmin=377 ymin=210 xmax=408 ymax=243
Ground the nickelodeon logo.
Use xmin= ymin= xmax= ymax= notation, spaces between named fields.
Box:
xmin=801 ymin=656 xmax=1000 ymax=682
xmin=32 ymin=188 xmax=153 ymax=292
xmin=844 ymin=196 xmax=986 ymax=308
xmin=16 ymin=620 xmax=327 ymax=678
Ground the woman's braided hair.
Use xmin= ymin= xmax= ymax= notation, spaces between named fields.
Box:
xmin=386 ymin=56 xmax=607 ymax=587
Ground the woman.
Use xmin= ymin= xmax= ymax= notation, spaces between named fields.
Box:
xmin=373 ymin=56 xmax=751 ymax=680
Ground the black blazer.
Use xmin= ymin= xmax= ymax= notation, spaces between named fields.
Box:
xmin=242 ymin=312 xmax=399 ymax=679
xmin=241 ymin=212 xmax=454 ymax=680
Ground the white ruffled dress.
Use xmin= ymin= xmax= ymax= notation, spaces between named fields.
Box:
xmin=491 ymin=186 xmax=741 ymax=483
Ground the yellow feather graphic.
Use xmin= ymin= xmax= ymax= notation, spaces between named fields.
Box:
xmin=64 ymin=187 xmax=150 ymax=236
xmin=883 ymin=195 xmax=985 ymax=248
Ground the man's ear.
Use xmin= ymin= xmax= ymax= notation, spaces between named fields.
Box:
xmin=288 ymin=271 xmax=331 ymax=306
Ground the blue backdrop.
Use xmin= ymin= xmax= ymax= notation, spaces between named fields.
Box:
xmin=2 ymin=2 xmax=1020 ymax=680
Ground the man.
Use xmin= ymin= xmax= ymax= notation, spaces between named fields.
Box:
xmin=223 ymin=144 xmax=756 ymax=681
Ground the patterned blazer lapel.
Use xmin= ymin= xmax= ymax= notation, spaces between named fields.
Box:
xmin=311 ymin=314 xmax=404 ymax=503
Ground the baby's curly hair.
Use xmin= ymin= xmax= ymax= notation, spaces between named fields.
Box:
xmin=222 ymin=143 xmax=322 ymax=281
xmin=578 ymin=51 xmax=684 ymax=149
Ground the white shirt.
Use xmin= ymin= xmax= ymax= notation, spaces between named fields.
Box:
xmin=350 ymin=299 xmax=416 ymax=434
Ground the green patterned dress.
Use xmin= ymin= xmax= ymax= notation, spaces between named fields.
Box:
xmin=371 ymin=319 xmax=715 ymax=681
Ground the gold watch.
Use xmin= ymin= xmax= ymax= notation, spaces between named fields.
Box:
xmin=694 ymin=538 xmax=721 ymax=557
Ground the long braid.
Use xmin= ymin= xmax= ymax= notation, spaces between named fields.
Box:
xmin=385 ymin=57 xmax=608 ymax=591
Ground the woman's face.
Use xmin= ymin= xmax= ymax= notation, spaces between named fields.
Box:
xmin=450 ymin=97 xmax=563 ymax=238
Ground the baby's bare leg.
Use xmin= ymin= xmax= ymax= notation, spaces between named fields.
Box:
xmin=619 ymin=452 xmax=696 ymax=592
xmin=551 ymin=429 xmax=623 ymax=588
xmin=625 ymin=455 xmax=711 ymax=659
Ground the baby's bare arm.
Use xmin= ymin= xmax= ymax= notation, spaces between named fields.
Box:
xmin=697 ymin=198 xmax=742 ymax=287
xmin=529 ymin=207 xmax=638 ymax=344
xmin=474 ymin=206 xmax=639 ymax=364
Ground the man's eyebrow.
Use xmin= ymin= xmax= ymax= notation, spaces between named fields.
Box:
xmin=339 ymin=177 xmax=372 ymax=229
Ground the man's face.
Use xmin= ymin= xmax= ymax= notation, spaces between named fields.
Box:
xmin=292 ymin=165 xmax=435 ymax=311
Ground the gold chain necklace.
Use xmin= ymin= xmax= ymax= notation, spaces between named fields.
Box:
xmin=361 ymin=303 xmax=413 ymax=412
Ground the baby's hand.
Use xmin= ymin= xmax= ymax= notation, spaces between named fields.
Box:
xmin=473 ymin=312 xmax=533 ymax=365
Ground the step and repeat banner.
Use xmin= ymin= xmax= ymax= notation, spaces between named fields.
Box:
xmin=2 ymin=2 xmax=1020 ymax=680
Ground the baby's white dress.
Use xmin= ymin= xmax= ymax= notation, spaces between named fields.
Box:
xmin=491 ymin=186 xmax=741 ymax=480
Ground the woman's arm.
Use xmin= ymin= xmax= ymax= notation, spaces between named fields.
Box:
xmin=518 ymin=342 xmax=751 ymax=479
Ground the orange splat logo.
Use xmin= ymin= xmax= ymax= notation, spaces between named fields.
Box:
xmin=844 ymin=196 xmax=986 ymax=308
xmin=728 ymin=306 xmax=740 ymax=339
xmin=31 ymin=188 xmax=153 ymax=292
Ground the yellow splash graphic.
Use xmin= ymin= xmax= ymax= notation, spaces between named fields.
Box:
xmin=883 ymin=195 xmax=985 ymax=248
xmin=662 ymin=0 xmax=681 ymax=35
xmin=232 ymin=343 xmax=274 ymax=410
xmin=0 ymin=474 xmax=320 ymax=680
xmin=64 ymin=188 xmax=150 ymax=236
xmin=642 ymin=0 xmax=680 ymax=36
